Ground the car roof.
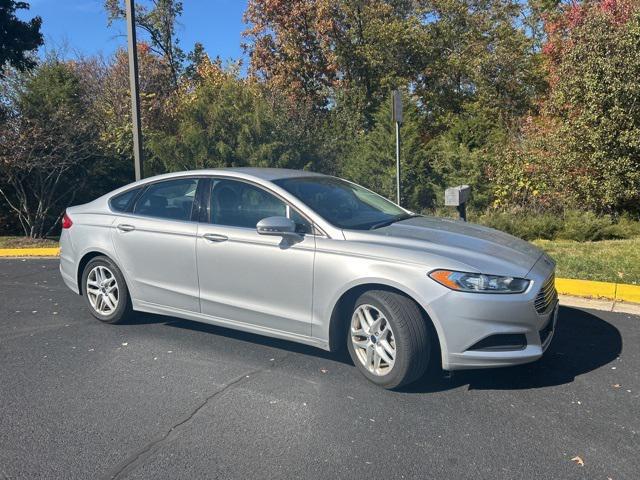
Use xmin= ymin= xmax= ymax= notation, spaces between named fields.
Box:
xmin=137 ymin=167 xmax=329 ymax=184
xmin=222 ymin=167 xmax=328 ymax=181
xmin=102 ymin=168 xmax=333 ymax=202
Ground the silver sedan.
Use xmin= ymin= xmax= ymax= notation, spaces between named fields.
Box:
xmin=59 ymin=168 xmax=558 ymax=389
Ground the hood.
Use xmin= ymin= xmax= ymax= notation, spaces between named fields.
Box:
xmin=343 ymin=216 xmax=545 ymax=277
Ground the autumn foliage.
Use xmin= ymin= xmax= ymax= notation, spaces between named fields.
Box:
xmin=1 ymin=0 xmax=640 ymax=237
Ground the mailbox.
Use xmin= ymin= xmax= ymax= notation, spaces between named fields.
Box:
xmin=445 ymin=185 xmax=471 ymax=221
xmin=445 ymin=185 xmax=471 ymax=206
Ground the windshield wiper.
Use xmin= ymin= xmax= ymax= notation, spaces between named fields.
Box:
xmin=369 ymin=213 xmax=420 ymax=230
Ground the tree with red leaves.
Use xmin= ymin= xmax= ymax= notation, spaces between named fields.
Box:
xmin=494 ymin=0 xmax=640 ymax=213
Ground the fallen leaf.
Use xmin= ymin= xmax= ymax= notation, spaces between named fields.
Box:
xmin=571 ymin=456 xmax=585 ymax=467
xmin=320 ymin=368 xmax=328 ymax=373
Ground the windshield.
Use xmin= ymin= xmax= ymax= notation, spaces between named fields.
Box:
xmin=273 ymin=176 xmax=411 ymax=230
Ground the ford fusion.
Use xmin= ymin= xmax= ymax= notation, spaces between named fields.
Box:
xmin=59 ymin=168 xmax=558 ymax=389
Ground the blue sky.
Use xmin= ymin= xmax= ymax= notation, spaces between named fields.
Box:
xmin=21 ymin=0 xmax=248 ymax=64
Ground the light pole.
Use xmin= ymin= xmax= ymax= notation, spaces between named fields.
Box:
xmin=391 ymin=90 xmax=403 ymax=206
xmin=125 ymin=0 xmax=144 ymax=180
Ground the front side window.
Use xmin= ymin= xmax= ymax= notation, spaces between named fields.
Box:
xmin=133 ymin=178 xmax=199 ymax=221
xmin=273 ymin=176 xmax=408 ymax=230
xmin=210 ymin=179 xmax=311 ymax=233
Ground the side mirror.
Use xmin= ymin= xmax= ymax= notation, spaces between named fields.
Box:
xmin=256 ymin=216 xmax=300 ymax=239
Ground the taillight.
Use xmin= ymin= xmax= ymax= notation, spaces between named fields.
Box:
xmin=61 ymin=212 xmax=73 ymax=229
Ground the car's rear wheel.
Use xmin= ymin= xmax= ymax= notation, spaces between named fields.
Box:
xmin=347 ymin=290 xmax=430 ymax=389
xmin=82 ymin=256 xmax=132 ymax=324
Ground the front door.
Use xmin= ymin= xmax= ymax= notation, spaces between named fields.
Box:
xmin=112 ymin=177 xmax=201 ymax=312
xmin=196 ymin=178 xmax=315 ymax=336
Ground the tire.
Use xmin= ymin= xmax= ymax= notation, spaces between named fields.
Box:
xmin=81 ymin=255 xmax=133 ymax=324
xmin=346 ymin=289 xmax=430 ymax=389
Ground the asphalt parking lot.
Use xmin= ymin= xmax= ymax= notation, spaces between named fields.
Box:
xmin=1 ymin=259 xmax=638 ymax=479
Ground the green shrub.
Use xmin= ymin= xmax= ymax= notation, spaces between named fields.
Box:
xmin=556 ymin=211 xmax=617 ymax=242
xmin=473 ymin=210 xmax=562 ymax=241
xmin=603 ymin=215 xmax=640 ymax=239
xmin=458 ymin=209 xmax=640 ymax=242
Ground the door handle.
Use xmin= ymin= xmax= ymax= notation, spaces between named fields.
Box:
xmin=203 ymin=233 xmax=228 ymax=242
xmin=116 ymin=224 xmax=135 ymax=232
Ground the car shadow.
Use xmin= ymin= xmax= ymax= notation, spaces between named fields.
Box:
xmin=124 ymin=311 xmax=351 ymax=363
xmin=124 ymin=306 xmax=622 ymax=393
xmin=404 ymin=306 xmax=623 ymax=393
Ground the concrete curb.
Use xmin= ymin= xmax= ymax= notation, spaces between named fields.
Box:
xmin=0 ymin=247 xmax=639 ymax=306
xmin=559 ymin=295 xmax=640 ymax=315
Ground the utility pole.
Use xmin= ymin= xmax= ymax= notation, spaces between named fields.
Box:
xmin=391 ymin=90 xmax=403 ymax=206
xmin=125 ymin=0 xmax=144 ymax=180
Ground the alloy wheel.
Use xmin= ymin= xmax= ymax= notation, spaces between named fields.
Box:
xmin=86 ymin=265 xmax=119 ymax=316
xmin=350 ymin=304 xmax=396 ymax=376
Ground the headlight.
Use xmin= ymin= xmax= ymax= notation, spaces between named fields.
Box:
xmin=429 ymin=270 xmax=530 ymax=294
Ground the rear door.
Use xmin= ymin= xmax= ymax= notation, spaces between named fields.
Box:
xmin=111 ymin=177 xmax=201 ymax=312
xmin=196 ymin=177 xmax=315 ymax=336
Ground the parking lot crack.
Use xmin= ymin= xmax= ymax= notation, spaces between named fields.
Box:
xmin=102 ymin=367 xmax=264 ymax=480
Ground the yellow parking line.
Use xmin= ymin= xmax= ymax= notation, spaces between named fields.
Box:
xmin=0 ymin=247 xmax=60 ymax=257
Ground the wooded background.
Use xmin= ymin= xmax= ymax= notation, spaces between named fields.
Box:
xmin=1 ymin=0 xmax=639 ymax=238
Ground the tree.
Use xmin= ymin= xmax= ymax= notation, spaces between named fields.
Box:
xmin=244 ymin=0 xmax=544 ymax=125
xmin=184 ymin=41 xmax=206 ymax=82
xmin=428 ymin=109 xmax=508 ymax=209
xmin=243 ymin=0 xmax=430 ymax=121
xmin=150 ymin=58 xmax=330 ymax=174
xmin=496 ymin=0 xmax=640 ymax=214
xmin=105 ymin=0 xmax=184 ymax=85
xmin=92 ymin=44 xmax=175 ymax=165
xmin=341 ymin=92 xmax=435 ymax=211
xmin=0 ymin=0 xmax=43 ymax=76
xmin=0 ymin=61 xmax=100 ymax=237
xmin=242 ymin=0 xmax=546 ymax=209
xmin=414 ymin=0 xmax=545 ymax=130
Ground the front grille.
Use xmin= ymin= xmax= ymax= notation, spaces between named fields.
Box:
xmin=534 ymin=273 xmax=557 ymax=314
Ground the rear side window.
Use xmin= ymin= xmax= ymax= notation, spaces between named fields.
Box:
xmin=110 ymin=188 xmax=140 ymax=212
xmin=133 ymin=178 xmax=199 ymax=221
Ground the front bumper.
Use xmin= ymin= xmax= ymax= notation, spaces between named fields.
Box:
xmin=443 ymin=302 xmax=558 ymax=370
xmin=427 ymin=257 xmax=558 ymax=371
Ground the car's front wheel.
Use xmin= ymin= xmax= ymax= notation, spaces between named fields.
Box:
xmin=82 ymin=256 xmax=132 ymax=324
xmin=347 ymin=290 xmax=431 ymax=389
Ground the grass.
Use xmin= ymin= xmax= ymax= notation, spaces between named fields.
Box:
xmin=534 ymin=238 xmax=640 ymax=285
xmin=0 ymin=236 xmax=59 ymax=249
xmin=1 ymin=235 xmax=638 ymax=284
